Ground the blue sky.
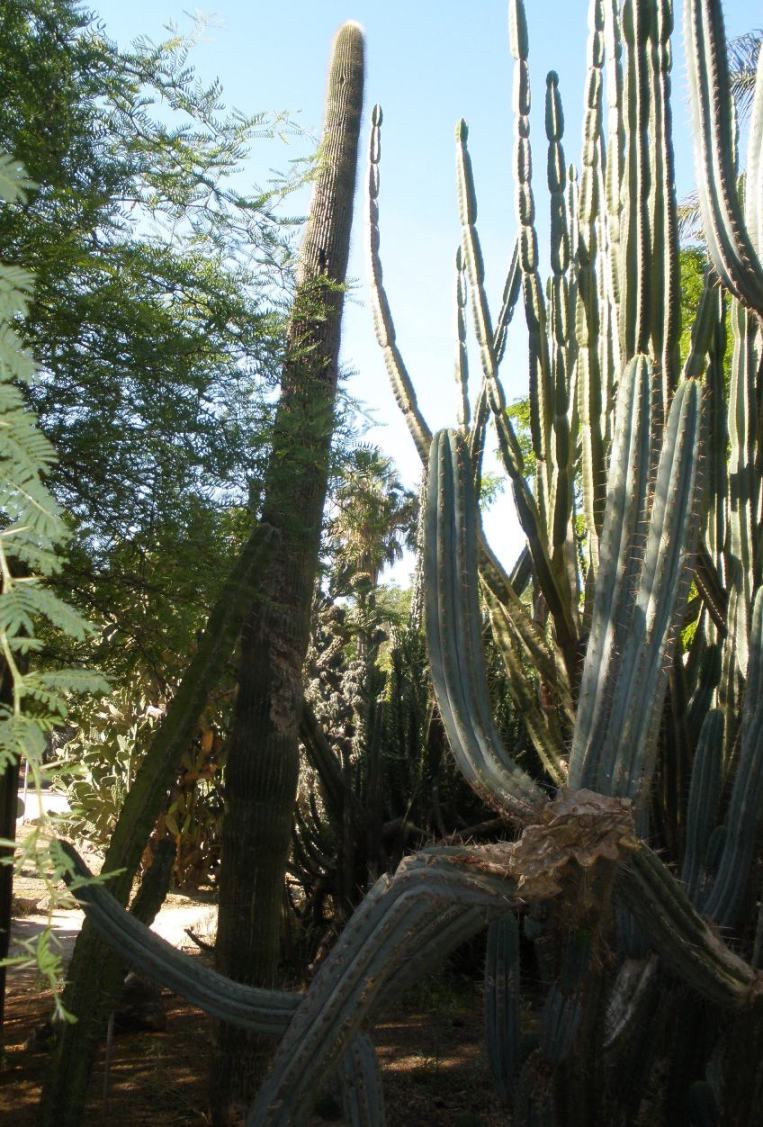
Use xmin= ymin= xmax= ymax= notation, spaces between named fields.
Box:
xmin=92 ymin=0 xmax=756 ymax=576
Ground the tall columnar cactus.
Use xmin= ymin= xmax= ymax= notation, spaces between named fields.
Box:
xmin=57 ymin=2 xmax=763 ymax=1124
xmin=211 ymin=21 xmax=364 ymax=1119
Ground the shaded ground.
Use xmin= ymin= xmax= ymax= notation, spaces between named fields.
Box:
xmin=1 ymin=964 xmax=507 ymax=1126
xmin=1 ymin=839 xmax=507 ymax=1125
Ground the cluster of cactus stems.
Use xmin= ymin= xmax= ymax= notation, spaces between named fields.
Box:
xmin=61 ymin=0 xmax=763 ymax=1122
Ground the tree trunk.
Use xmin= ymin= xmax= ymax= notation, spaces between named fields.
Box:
xmin=38 ymin=525 xmax=273 ymax=1127
xmin=211 ymin=23 xmax=364 ymax=1122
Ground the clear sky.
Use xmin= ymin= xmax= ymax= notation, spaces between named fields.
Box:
xmin=91 ymin=0 xmax=755 ymax=577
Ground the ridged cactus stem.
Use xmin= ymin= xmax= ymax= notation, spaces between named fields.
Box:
xmin=454 ymin=244 xmax=470 ymax=429
xmin=726 ymin=300 xmax=759 ymax=676
xmin=685 ymin=0 xmax=763 ymax=316
xmin=59 ymin=843 xmax=386 ymax=1127
xmin=606 ymin=377 xmax=702 ymax=797
xmin=249 ymin=849 xmax=520 ymax=1124
xmin=471 ymin=239 xmax=523 ymax=486
xmin=455 ymin=123 xmax=578 ymax=671
xmin=649 ymin=0 xmax=680 ymax=409
xmin=569 ymin=355 xmax=653 ymax=790
xmin=368 ymin=104 xmax=432 ymax=463
xmin=602 ymin=0 xmax=624 ymax=350
xmin=509 ymin=0 xmax=555 ymax=523
xmin=545 ymin=72 xmax=577 ymax=575
xmin=745 ymin=45 xmax=763 ymax=259
xmin=680 ymin=709 xmax=724 ymax=902
xmin=704 ymin=589 xmax=763 ymax=928
xmin=618 ymin=845 xmax=762 ymax=1009
xmin=424 ymin=429 xmax=545 ymax=817
xmin=620 ymin=0 xmax=653 ymax=360
xmin=576 ymin=0 xmax=607 ymax=566
xmin=485 ymin=912 xmax=522 ymax=1101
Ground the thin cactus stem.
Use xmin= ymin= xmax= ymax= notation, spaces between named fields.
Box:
xmin=480 ymin=566 xmax=575 ymax=717
xmin=509 ymin=0 xmax=555 ymax=523
xmin=621 ymin=0 xmax=655 ymax=361
xmin=680 ymin=709 xmax=724 ymax=902
xmin=745 ymin=45 xmax=763 ymax=260
xmin=57 ymin=841 xmax=299 ymax=1035
xmin=603 ymin=0 xmax=623 ymax=319
xmin=685 ymin=0 xmax=763 ymax=316
xmin=484 ymin=912 xmax=522 ymax=1101
xmin=482 ymin=581 xmax=570 ymax=785
xmin=704 ymin=589 xmax=763 ymax=928
xmin=454 ymin=244 xmax=471 ymax=430
xmin=545 ymin=71 xmax=577 ymax=582
xmin=649 ymin=0 xmax=680 ymax=410
xmin=576 ymin=0 xmax=607 ymax=567
xmin=59 ymin=842 xmax=386 ymax=1126
xmin=726 ymin=300 xmax=759 ymax=676
xmin=454 ymin=122 xmax=578 ymax=671
xmin=367 ymin=103 xmax=432 ymax=462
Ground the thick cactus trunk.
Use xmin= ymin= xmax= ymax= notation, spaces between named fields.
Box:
xmin=211 ymin=23 xmax=364 ymax=1121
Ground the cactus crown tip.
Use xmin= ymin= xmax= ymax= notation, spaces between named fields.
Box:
xmin=335 ymin=20 xmax=365 ymax=45
xmin=456 ymin=119 xmax=469 ymax=142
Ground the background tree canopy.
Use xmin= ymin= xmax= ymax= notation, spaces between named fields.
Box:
xmin=0 ymin=0 xmax=298 ymax=687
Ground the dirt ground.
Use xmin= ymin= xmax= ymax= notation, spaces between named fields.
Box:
xmin=0 ymin=851 xmax=508 ymax=1126
xmin=1 ymin=962 xmax=507 ymax=1126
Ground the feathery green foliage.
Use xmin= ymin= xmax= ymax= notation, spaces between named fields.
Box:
xmin=0 ymin=155 xmax=108 ymax=1016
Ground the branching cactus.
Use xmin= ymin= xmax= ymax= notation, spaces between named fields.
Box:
xmin=59 ymin=2 xmax=763 ymax=1124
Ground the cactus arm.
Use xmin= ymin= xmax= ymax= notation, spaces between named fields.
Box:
xmin=746 ymin=47 xmax=763 ymax=259
xmin=470 ymin=239 xmax=522 ymax=487
xmin=59 ymin=841 xmax=386 ymax=1125
xmin=480 ymin=564 xmax=575 ymax=721
xmin=602 ymin=0 xmax=624 ymax=375
xmin=340 ymin=1032 xmax=386 ymax=1127
xmin=619 ymin=0 xmax=652 ymax=361
xmin=508 ymin=0 xmax=554 ymax=519
xmin=726 ymin=300 xmax=758 ymax=677
xmin=425 ymin=430 xmax=545 ymax=817
xmin=569 ymin=356 xmax=653 ymax=790
xmin=249 ymin=850 xmax=518 ymax=1125
xmin=684 ymin=0 xmax=763 ymax=315
xmin=367 ymin=104 xmax=432 ymax=463
xmin=57 ymin=840 xmax=298 ymax=1035
xmin=704 ymin=589 xmax=763 ymax=927
xmin=454 ymin=245 xmax=471 ymax=430
xmin=454 ymin=125 xmax=579 ymax=668
xmin=484 ymin=912 xmax=522 ymax=1101
xmin=576 ymin=0 xmax=607 ymax=564
xmin=680 ymin=709 xmax=724 ymax=901
xmin=545 ymin=71 xmax=577 ymax=580
xmin=609 ymin=378 xmax=702 ymax=797
xmin=493 ymin=237 xmax=523 ymax=367
xmin=617 ymin=844 xmax=762 ymax=1009
xmin=482 ymin=581 xmax=569 ymax=786
xmin=650 ymin=0 xmax=680 ymax=408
